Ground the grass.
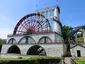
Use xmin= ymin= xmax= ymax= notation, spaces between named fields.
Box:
xmin=0 ymin=58 xmax=27 ymax=60
xmin=0 ymin=56 xmax=57 ymax=60
xmin=0 ymin=56 xmax=60 ymax=64
xmin=78 ymin=36 xmax=84 ymax=43
xmin=75 ymin=58 xmax=85 ymax=64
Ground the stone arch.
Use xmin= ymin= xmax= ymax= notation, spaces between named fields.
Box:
xmin=68 ymin=26 xmax=85 ymax=44
xmin=7 ymin=45 xmax=21 ymax=54
xmin=69 ymin=25 xmax=85 ymax=37
xmin=8 ymin=38 xmax=16 ymax=44
xmin=18 ymin=36 xmax=36 ymax=44
xmin=77 ymin=31 xmax=83 ymax=36
xmin=38 ymin=36 xmax=52 ymax=44
xmin=27 ymin=45 xmax=46 ymax=56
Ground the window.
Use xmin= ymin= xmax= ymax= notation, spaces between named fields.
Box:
xmin=38 ymin=36 xmax=52 ymax=44
xmin=8 ymin=38 xmax=16 ymax=44
xmin=18 ymin=36 xmax=36 ymax=44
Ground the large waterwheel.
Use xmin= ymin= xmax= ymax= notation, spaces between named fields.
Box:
xmin=13 ymin=13 xmax=52 ymax=35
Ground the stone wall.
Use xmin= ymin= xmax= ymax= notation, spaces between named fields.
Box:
xmin=70 ymin=45 xmax=85 ymax=57
xmin=1 ymin=44 xmax=66 ymax=57
xmin=7 ymin=32 xmax=63 ymax=44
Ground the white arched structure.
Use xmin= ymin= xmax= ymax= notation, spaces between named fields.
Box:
xmin=1 ymin=6 xmax=66 ymax=57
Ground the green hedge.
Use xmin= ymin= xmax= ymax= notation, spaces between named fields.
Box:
xmin=0 ymin=56 xmax=61 ymax=64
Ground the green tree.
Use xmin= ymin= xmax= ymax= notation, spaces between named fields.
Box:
xmin=62 ymin=25 xmax=72 ymax=41
xmin=0 ymin=39 xmax=6 ymax=45
xmin=62 ymin=25 xmax=72 ymax=56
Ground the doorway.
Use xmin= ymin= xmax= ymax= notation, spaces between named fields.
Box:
xmin=77 ymin=50 xmax=81 ymax=57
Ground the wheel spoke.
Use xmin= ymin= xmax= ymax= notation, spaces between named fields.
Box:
xmin=21 ymin=23 xmax=28 ymax=30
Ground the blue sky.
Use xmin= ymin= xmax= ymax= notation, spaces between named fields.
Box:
xmin=0 ymin=0 xmax=85 ymax=39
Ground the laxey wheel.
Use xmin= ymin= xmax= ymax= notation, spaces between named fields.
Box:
xmin=13 ymin=13 xmax=51 ymax=35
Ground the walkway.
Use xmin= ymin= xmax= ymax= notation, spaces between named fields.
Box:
xmin=60 ymin=57 xmax=77 ymax=64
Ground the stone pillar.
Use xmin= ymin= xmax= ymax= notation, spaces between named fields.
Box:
xmin=54 ymin=7 xmax=59 ymax=20
xmin=53 ymin=6 xmax=61 ymax=35
xmin=74 ymin=33 xmax=78 ymax=44
xmin=82 ymin=29 xmax=85 ymax=43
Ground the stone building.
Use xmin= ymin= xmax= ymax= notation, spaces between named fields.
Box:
xmin=71 ymin=44 xmax=85 ymax=57
xmin=1 ymin=6 xmax=67 ymax=57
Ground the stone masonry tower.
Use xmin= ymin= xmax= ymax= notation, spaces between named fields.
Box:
xmin=53 ymin=6 xmax=61 ymax=35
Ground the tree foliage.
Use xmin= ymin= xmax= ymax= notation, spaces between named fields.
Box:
xmin=62 ymin=25 xmax=72 ymax=41
xmin=0 ymin=39 xmax=6 ymax=45
xmin=62 ymin=25 xmax=72 ymax=56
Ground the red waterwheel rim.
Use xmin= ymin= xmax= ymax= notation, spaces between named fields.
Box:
xmin=13 ymin=13 xmax=52 ymax=35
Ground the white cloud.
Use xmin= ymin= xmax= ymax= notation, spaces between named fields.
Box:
xmin=0 ymin=28 xmax=13 ymax=39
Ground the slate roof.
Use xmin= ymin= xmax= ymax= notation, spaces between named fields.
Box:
xmin=70 ymin=44 xmax=85 ymax=49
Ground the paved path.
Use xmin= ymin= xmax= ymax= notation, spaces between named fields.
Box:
xmin=64 ymin=57 xmax=72 ymax=64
